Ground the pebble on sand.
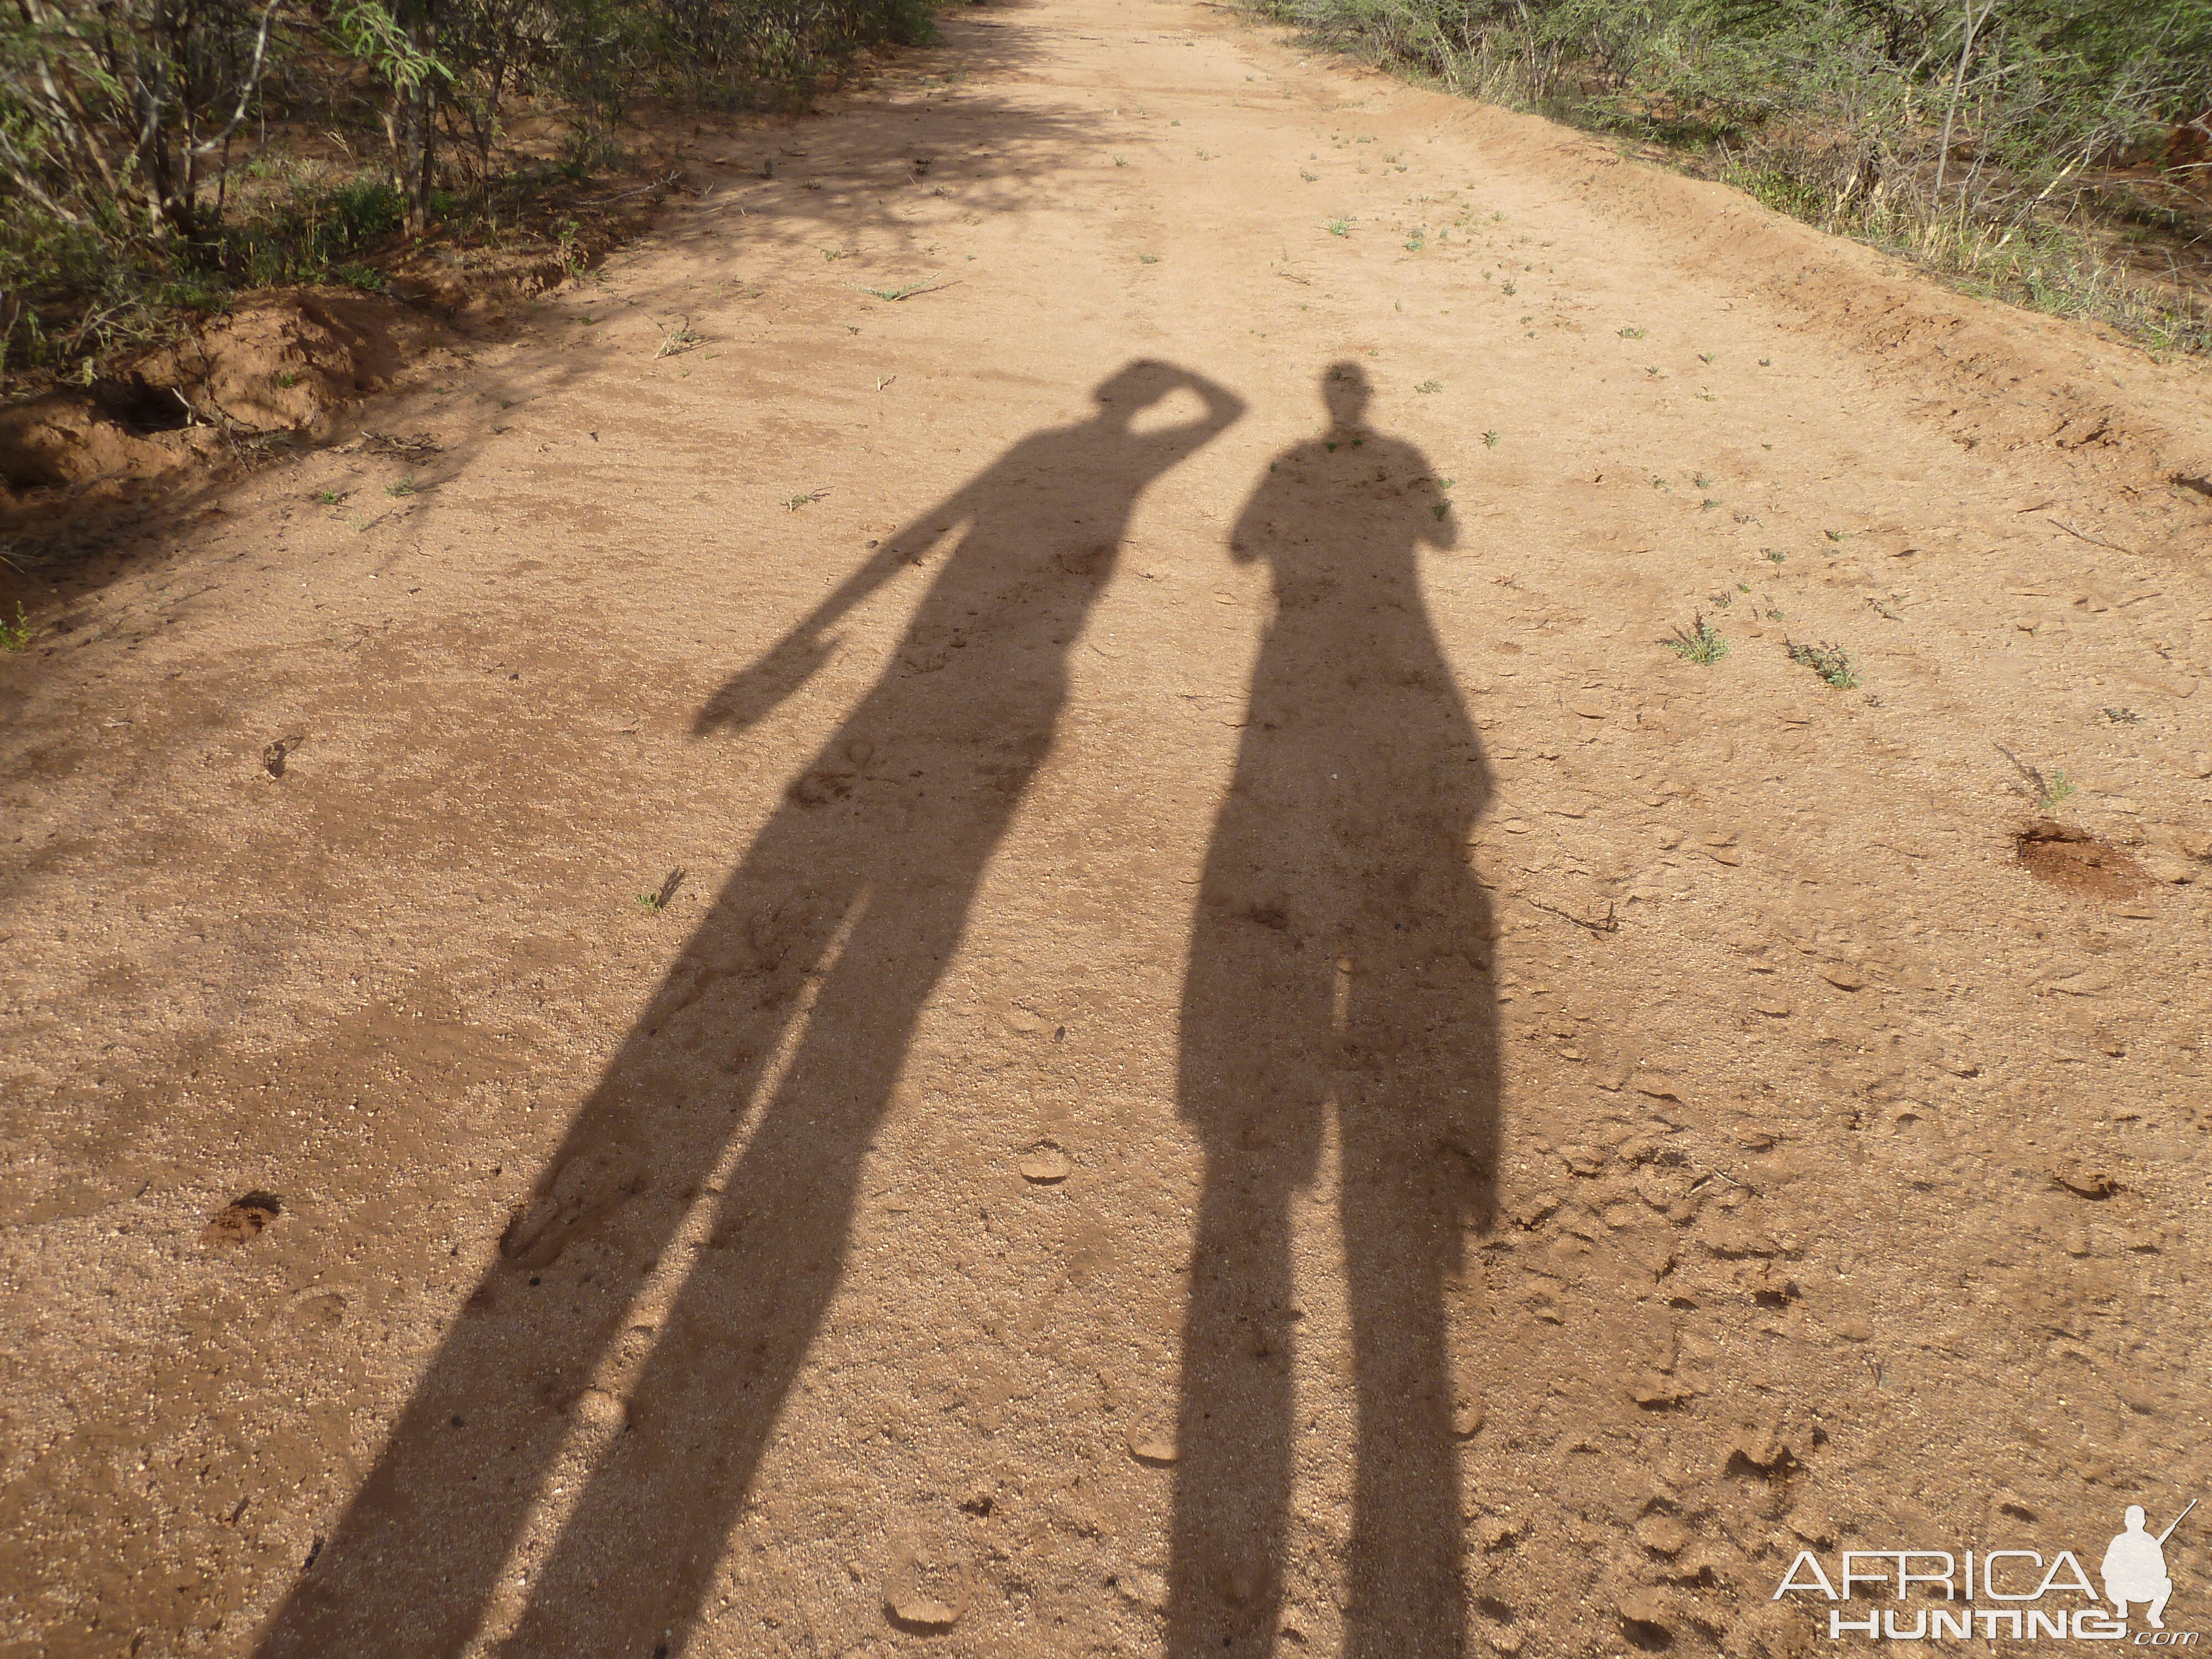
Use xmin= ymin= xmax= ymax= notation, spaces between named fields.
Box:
xmin=1019 ymin=1146 xmax=1072 ymax=1182
xmin=1128 ymin=1429 xmax=1178 ymax=1465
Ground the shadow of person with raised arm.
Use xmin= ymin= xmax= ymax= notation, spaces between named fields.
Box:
xmin=256 ymin=359 xmax=1245 ymax=1659
xmin=1168 ymin=362 xmax=1498 ymax=1659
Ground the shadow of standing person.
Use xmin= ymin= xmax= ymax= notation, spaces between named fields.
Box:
xmin=255 ymin=359 xmax=1245 ymax=1659
xmin=1168 ymin=362 xmax=1498 ymax=1659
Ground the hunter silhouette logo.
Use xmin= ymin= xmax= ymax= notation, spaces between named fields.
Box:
xmin=2107 ymin=1503 xmax=2194 ymax=1631
xmin=1773 ymin=1499 xmax=2199 ymax=1643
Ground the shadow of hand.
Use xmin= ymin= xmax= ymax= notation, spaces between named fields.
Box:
xmin=692 ymin=629 xmax=838 ymax=736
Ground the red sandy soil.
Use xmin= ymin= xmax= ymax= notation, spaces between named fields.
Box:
xmin=4 ymin=2 xmax=2211 ymax=1656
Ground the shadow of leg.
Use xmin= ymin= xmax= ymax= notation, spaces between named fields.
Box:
xmin=492 ymin=875 xmax=965 ymax=1653
xmin=1340 ymin=1085 xmax=1465 ymax=1659
xmin=255 ymin=879 xmax=857 ymax=1659
xmin=1169 ymin=1160 xmax=1297 ymax=1659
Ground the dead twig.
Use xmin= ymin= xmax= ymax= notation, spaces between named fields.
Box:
xmin=2047 ymin=517 xmax=2141 ymax=559
xmin=1527 ymin=897 xmax=1619 ymax=935
xmin=583 ymin=168 xmax=683 ymax=205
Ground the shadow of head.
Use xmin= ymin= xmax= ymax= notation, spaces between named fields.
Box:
xmin=1323 ymin=358 xmax=1372 ymax=430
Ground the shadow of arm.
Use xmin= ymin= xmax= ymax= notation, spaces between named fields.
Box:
xmin=691 ymin=499 xmax=976 ymax=735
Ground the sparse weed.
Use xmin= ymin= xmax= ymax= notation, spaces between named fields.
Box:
xmin=1765 ymin=549 xmax=1786 ymax=563
xmin=1666 ymin=612 xmax=1729 ymax=665
xmin=386 ymin=478 xmax=418 ymax=498
xmin=855 ymin=280 xmax=949 ymax=301
xmin=314 ymin=489 xmax=344 ymax=505
xmin=654 ymin=317 xmax=705 ymax=358
xmin=1482 ymin=429 xmax=1499 ymax=447
xmin=1995 ymin=744 xmax=2077 ymax=810
xmin=0 ymin=602 xmax=32 ymax=651
xmin=1786 ymin=638 xmax=1858 ymax=688
xmin=1415 ymin=379 xmax=1441 ymax=393
xmin=1619 ymin=326 xmax=1645 ymax=339
xmin=783 ymin=489 xmax=828 ymax=512
xmin=1326 ymin=217 xmax=1352 ymax=237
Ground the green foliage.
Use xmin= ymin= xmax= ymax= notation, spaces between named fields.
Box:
xmin=1666 ymin=612 xmax=1729 ymax=665
xmin=1256 ymin=0 xmax=2212 ymax=353
xmin=1 ymin=0 xmax=932 ymax=385
xmin=1785 ymin=637 xmax=1859 ymax=688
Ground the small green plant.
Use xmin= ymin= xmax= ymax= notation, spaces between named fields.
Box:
xmin=1415 ymin=380 xmax=1441 ymax=393
xmin=1995 ymin=745 xmax=2077 ymax=810
xmin=1693 ymin=472 xmax=1712 ymax=488
xmin=1138 ymin=254 xmax=1160 ymax=264
xmin=1300 ymin=170 xmax=1317 ymax=181
xmin=1824 ymin=529 xmax=1845 ymax=543
xmin=1325 ymin=217 xmax=1352 ymax=237
xmin=1765 ymin=549 xmax=1786 ymax=563
xmin=386 ymin=478 xmax=418 ymax=498
xmin=314 ymin=489 xmax=344 ymax=505
xmin=275 ymin=370 xmax=299 ymax=388
xmin=1115 ymin=155 xmax=1129 ymax=167
xmin=1619 ymin=326 xmax=1645 ymax=338
xmin=1482 ymin=429 xmax=1499 ymax=447
xmin=1785 ymin=638 xmax=1858 ymax=688
xmin=1759 ymin=358 xmax=1772 ymax=367
xmin=784 ymin=488 xmax=828 ymax=512
xmin=0 ymin=602 xmax=33 ymax=651
xmin=635 ymin=868 xmax=687 ymax=913
xmin=1666 ymin=612 xmax=1729 ymax=665
xmin=1500 ymin=279 xmax=1516 ymax=295
xmin=1710 ymin=591 xmax=1734 ymax=608
xmin=1698 ymin=352 xmax=1714 ymax=364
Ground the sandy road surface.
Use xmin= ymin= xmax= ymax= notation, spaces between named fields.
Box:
xmin=6 ymin=1 xmax=2212 ymax=1655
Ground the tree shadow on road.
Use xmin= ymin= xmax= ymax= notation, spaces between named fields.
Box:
xmin=253 ymin=358 xmax=1245 ymax=1659
xmin=1168 ymin=362 xmax=1499 ymax=1659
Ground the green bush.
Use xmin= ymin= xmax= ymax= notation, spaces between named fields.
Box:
xmin=0 ymin=0 xmax=936 ymax=382
xmin=1261 ymin=0 xmax=2212 ymax=352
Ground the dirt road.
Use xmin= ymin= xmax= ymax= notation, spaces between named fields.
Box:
xmin=6 ymin=1 xmax=2212 ymax=1655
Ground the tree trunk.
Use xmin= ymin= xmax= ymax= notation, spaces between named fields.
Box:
xmin=395 ymin=0 xmax=439 ymax=233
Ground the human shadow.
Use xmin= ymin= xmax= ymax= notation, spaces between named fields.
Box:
xmin=1168 ymin=363 xmax=1499 ymax=1659
xmin=254 ymin=359 xmax=1245 ymax=1659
